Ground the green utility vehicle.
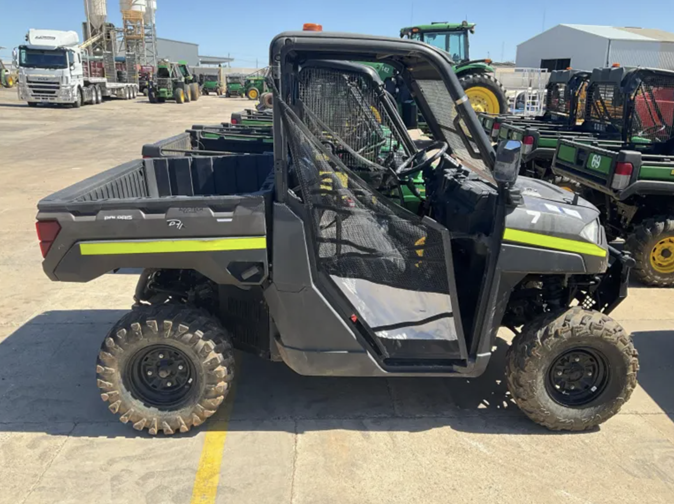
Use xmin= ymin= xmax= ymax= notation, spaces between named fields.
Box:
xmin=198 ymin=68 xmax=225 ymax=96
xmin=479 ymin=69 xmax=590 ymax=139
xmin=36 ymin=32 xmax=637 ymax=435
xmin=551 ymin=67 xmax=674 ymax=286
xmin=225 ymin=73 xmax=245 ymax=97
xmin=148 ymin=60 xmax=194 ymax=104
xmin=400 ymin=21 xmax=508 ymax=115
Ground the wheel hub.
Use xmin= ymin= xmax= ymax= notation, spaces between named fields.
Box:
xmin=650 ymin=238 xmax=674 ymax=274
xmin=546 ymin=348 xmax=609 ymax=407
xmin=126 ymin=345 xmax=196 ymax=408
xmin=464 ymin=87 xmax=500 ymax=114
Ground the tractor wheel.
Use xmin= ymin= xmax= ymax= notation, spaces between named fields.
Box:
xmin=174 ymin=87 xmax=185 ymax=104
xmin=246 ymin=87 xmax=259 ymax=101
xmin=459 ymin=73 xmax=508 ymax=115
xmin=96 ymin=304 xmax=235 ymax=435
xmin=625 ymin=216 xmax=674 ymax=287
xmin=260 ymin=92 xmax=273 ymax=109
xmin=6 ymin=75 xmax=15 ymax=88
xmin=190 ymin=83 xmax=200 ymax=101
xmin=183 ymin=85 xmax=191 ymax=103
xmin=505 ymin=307 xmax=638 ymax=431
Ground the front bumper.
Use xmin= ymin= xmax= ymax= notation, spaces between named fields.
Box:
xmin=19 ymin=83 xmax=76 ymax=104
xmin=581 ymin=246 xmax=634 ymax=314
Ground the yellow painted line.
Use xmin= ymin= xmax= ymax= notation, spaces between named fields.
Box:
xmin=79 ymin=236 xmax=266 ymax=256
xmin=504 ymin=228 xmax=607 ymax=258
xmin=190 ymin=379 xmax=238 ymax=504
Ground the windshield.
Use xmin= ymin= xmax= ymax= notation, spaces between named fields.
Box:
xmin=157 ymin=67 xmax=171 ymax=78
xmin=179 ymin=65 xmax=190 ymax=78
xmin=19 ymin=47 xmax=68 ymax=69
xmin=411 ymin=31 xmax=467 ymax=62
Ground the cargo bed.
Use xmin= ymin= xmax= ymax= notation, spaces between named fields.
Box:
xmin=37 ymin=154 xmax=274 ymax=285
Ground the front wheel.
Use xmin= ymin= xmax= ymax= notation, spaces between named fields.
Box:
xmin=505 ymin=308 xmax=638 ymax=431
xmin=246 ymin=87 xmax=259 ymax=100
xmin=625 ymin=216 xmax=674 ymax=287
xmin=96 ymin=305 xmax=235 ymax=435
xmin=73 ymin=88 xmax=83 ymax=108
xmin=459 ymin=73 xmax=508 ymax=115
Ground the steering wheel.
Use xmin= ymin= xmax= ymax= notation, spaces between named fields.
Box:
xmin=395 ymin=141 xmax=449 ymax=178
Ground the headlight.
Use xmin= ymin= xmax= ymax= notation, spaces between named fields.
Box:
xmin=580 ymin=219 xmax=601 ymax=244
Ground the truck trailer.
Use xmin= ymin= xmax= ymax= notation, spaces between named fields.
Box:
xmin=17 ymin=29 xmax=138 ymax=107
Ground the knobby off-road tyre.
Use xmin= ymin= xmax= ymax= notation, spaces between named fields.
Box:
xmin=625 ymin=216 xmax=674 ymax=287
xmin=96 ymin=304 xmax=235 ymax=435
xmin=183 ymin=85 xmax=191 ymax=103
xmin=505 ymin=307 xmax=638 ymax=431
xmin=459 ymin=73 xmax=508 ymax=115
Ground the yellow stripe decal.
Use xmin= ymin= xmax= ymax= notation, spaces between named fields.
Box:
xmin=503 ymin=228 xmax=607 ymax=258
xmin=80 ymin=237 xmax=266 ymax=255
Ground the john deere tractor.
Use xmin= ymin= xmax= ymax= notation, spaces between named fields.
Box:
xmin=148 ymin=60 xmax=194 ymax=104
xmin=400 ymin=21 xmax=507 ymax=114
xmin=177 ymin=60 xmax=200 ymax=101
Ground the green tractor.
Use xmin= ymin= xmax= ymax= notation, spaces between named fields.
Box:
xmin=148 ymin=60 xmax=195 ymax=104
xmin=1 ymin=60 xmax=17 ymax=89
xmin=399 ymin=21 xmax=508 ymax=115
xmin=244 ymin=75 xmax=266 ymax=101
xmin=177 ymin=60 xmax=201 ymax=101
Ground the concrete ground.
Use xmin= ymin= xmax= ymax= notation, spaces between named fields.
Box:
xmin=1 ymin=87 xmax=673 ymax=504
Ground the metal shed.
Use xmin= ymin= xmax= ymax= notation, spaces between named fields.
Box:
xmin=517 ymin=24 xmax=674 ymax=71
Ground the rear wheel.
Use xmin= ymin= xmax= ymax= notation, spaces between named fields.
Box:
xmin=174 ymin=88 xmax=185 ymax=104
xmin=246 ymin=87 xmax=259 ymax=100
xmin=96 ymin=305 xmax=235 ymax=435
xmin=626 ymin=216 xmax=674 ymax=287
xmin=459 ymin=73 xmax=508 ymax=115
xmin=183 ymin=85 xmax=191 ymax=103
xmin=505 ymin=308 xmax=638 ymax=431
xmin=190 ymin=83 xmax=199 ymax=101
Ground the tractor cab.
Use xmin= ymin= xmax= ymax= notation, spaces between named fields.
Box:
xmin=399 ymin=21 xmax=507 ymax=115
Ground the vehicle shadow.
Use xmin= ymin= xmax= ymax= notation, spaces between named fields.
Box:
xmin=0 ymin=310 xmax=669 ymax=439
xmin=631 ymin=328 xmax=674 ymax=423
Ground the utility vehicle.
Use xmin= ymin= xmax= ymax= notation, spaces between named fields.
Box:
xmin=551 ymin=67 xmax=674 ymax=287
xmin=478 ymin=69 xmax=590 ymax=139
xmin=225 ymin=73 xmax=245 ymax=97
xmin=36 ymin=32 xmax=638 ymax=435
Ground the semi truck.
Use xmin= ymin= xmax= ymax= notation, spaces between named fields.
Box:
xmin=17 ymin=29 xmax=138 ymax=107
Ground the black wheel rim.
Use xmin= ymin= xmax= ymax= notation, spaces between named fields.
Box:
xmin=125 ymin=345 xmax=197 ymax=409
xmin=546 ymin=347 xmax=610 ymax=407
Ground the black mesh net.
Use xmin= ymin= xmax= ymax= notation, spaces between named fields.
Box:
xmin=631 ymin=73 xmax=674 ymax=143
xmin=546 ymin=82 xmax=570 ymax=115
xmin=276 ymin=66 xmax=457 ymax=341
xmin=414 ymin=79 xmax=493 ymax=181
xmin=296 ymin=66 xmax=409 ymax=171
xmin=586 ymin=82 xmax=625 ymax=128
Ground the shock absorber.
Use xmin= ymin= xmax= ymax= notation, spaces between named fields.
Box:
xmin=543 ymin=276 xmax=566 ymax=310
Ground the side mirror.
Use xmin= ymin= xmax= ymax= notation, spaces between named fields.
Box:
xmin=12 ymin=48 xmax=18 ymax=67
xmin=493 ymin=140 xmax=521 ymax=185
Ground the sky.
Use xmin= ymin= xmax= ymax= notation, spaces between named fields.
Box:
xmin=2 ymin=0 xmax=674 ymax=65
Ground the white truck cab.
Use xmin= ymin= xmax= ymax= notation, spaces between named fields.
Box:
xmin=17 ymin=29 xmax=138 ymax=107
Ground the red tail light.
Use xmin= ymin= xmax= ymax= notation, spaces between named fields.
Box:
xmin=491 ymin=122 xmax=501 ymax=139
xmin=522 ymin=135 xmax=535 ymax=155
xmin=231 ymin=118 xmax=238 ymax=124
xmin=36 ymin=220 xmax=61 ymax=258
xmin=612 ymin=162 xmax=634 ymax=190
xmin=615 ymin=162 xmax=634 ymax=176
